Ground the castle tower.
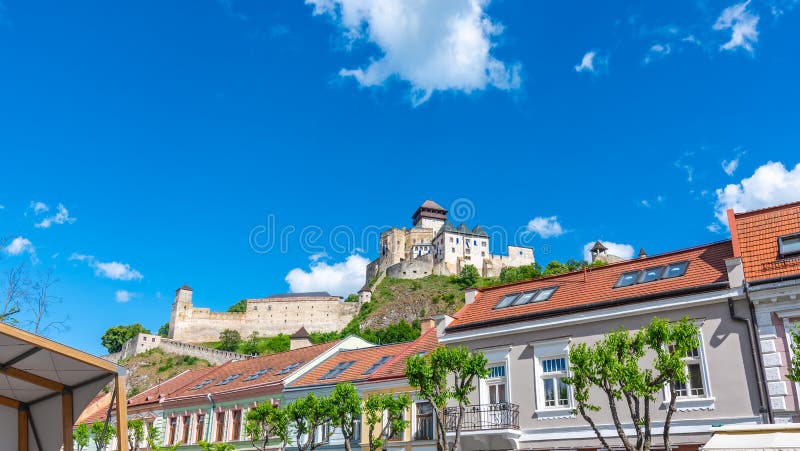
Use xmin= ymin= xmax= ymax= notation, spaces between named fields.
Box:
xmin=589 ymin=241 xmax=608 ymax=263
xmin=168 ymin=285 xmax=193 ymax=339
xmin=412 ymin=200 xmax=448 ymax=234
xmin=289 ymin=326 xmax=312 ymax=350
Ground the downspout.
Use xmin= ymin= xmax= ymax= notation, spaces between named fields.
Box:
xmin=728 ymin=295 xmax=773 ymax=423
xmin=206 ymin=393 xmax=216 ymax=443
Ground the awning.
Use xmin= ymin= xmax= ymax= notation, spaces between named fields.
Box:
xmin=703 ymin=424 xmax=800 ymax=451
xmin=0 ymin=323 xmax=129 ymax=451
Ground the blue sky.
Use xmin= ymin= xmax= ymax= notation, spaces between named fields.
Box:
xmin=1 ymin=0 xmax=799 ymax=354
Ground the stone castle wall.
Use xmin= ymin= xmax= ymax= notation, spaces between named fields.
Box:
xmin=169 ymin=288 xmax=359 ymax=343
xmin=105 ymin=333 xmax=246 ymax=365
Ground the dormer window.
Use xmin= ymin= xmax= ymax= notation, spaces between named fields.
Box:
xmin=779 ymin=234 xmax=800 ymax=259
xmin=615 ymin=271 xmax=640 ymax=288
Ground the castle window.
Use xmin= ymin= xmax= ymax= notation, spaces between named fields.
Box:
xmin=456 ymin=238 xmax=459 ymax=244
xmin=779 ymin=234 xmax=800 ymax=258
xmin=481 ymin=252 xmax=486 ymax=257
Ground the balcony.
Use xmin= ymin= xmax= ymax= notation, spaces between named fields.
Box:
xmin=444 ymin=403 xmax=520 ymax=432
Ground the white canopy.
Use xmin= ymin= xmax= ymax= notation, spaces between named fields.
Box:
xmin=0 ymin=323 xmax=129 ymax=451
xmin=703 ymin=424 xmax=800 ymax=451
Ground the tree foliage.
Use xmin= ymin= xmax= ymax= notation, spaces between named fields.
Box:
xmin=286 ymin=392 xmax=336 ymax=451
xmin=227 ymin=299 xmax=248 ymax=313
xmin=787 ymin=327 xmax=800 ymax=384
xmin=405 ymin=346 xmax=489 ymax=451
xmin=198 ymin=442 xmax=236 ymax=451
xmin=157 ymin=322 xmax=170 ymax=337
xmin=364 ymin=392 xmax=411 ymax=451
xmin=457 ymin=265 xmax=480 ymax=288
xmin=245 ymin=401 xmax=289 ymax=451
xmin=73 ymin=423 xmax=90 ymax=451
xmin=101 ymin=323 xmax=151 ymax=353
xmin=90 ymin=421 xmax=116 ymax=450
xmin=329 ymin=383 xmax=363 ymax=451
xmin=565 ymin=317 xmax=700 ymax=451
xmin=344 ymin=294 xmax=360 ymax=303
xmin=128 ymin=419 xmax=145 ymax=451
xmin=218 ymin=328 xmax=242 ymax=352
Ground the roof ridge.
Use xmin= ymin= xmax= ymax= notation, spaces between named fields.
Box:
xmin=732 ymin=200 xmax=800 ymax=217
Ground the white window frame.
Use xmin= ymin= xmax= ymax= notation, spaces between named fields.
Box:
xmin=662 ymin=328 xmax=715 ymax=411
xmin=532 ymin=338 xmax=574 ymax=419
xmin=478 ymin=346 xmax=512 ymax=405
xmin=412 ymin=401 xmax=435 ymax=441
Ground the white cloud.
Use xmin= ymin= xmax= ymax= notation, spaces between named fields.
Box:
xmin=69 ymin=253 xmax=144 ymax=281
xmin=29 ymin=201 xmax=49 ymax=215
xmin=644 ymin=43 xmax=672 ymax=64
xmin=526 ymin=216 xmax=565 ymax=239
xmin=722 ymin=158 xmax=739 ymax=176
xmin=575 ymin=51 xmax=607 ymax=74
xmin=285 ymin=254 xmax=368 ymax=297
xmin=115 ymin=290 xmax=139 ymax=303
xmin=714 ymin=1 xmax=759 ymax=52
xmin=34 ymin=203 xmax=76 ymax=228
xmin=713 ymin=161 xmax=800 ymax=225
xmin=707 ymin=223 xmax=722 ymax=233
xmin=582 ymin=240 xmax=635 ymax=262
xmin=306 ymin=0 xmax=521 ymax=106
xmin=4 ymin=237 xmax=35 ymax=256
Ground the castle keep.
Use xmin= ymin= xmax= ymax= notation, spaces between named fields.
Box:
xmin=168 ymin=285 xmax=359 ymax=343
xmin=365 ymin=200 xmax=535 ymax=282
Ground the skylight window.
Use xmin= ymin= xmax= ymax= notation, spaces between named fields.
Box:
xmin=494 ymin=294 xmax=518 ymax=309
xmin=216 ymin=373 xmax=242 ymax=386
xmin=363 ymin=355 xmax=394 ymax=375
xmin=533 ymin=286 xmax=558 ymax=302
xmin=615 ymin=271 xmax=640 ymax=288
xmin=614 ymin=261 xmax=690 ymax=288
xmin=188 ymin=379 xmax=215 ymax=391
xmin=244 ymin=368 xmax=272 ymax=381
xmin=779 ymin=234 xmax=800 ymax=258
xmin=320 ymin=361 xmax=356 ymax=380
xmin=276 ymin=361 xmax=303 ymax=375
xmin=638 ymin=267 xmax=665 ymax=283
xmin=511 ymin=291 xmax=537 ymax=306
xmin=663 ymin=261 xmax=689 ymax=279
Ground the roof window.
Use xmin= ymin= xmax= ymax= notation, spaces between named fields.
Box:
xmin=493 ymin=286 xmax=559 ymax=309
xmin=614 ymin=260 xmax=690 ymax=288
xmin=216 ymin=373 xmax=242 ymax=386
xmin=276 ymin=361 xmax=303 ymax=375
xmin=320 ymin=361 xmax=356 ymax=380
xmin=779 ymin=234 xmax=800 ymax=258
xmin=615 ymin=271 xmax=640 ymax=288
xmin=363 ymin=355 xmax=394 ymax=375
xmin=188 ymin=378 xmax=215 ymax=391
xmin=244 ymin=368 xmax=272 ymax=381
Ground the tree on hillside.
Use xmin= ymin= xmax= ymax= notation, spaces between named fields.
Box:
xmin=458 ymin=265 xmax=480 ymax=288
xmin=101 ymin=323 xmax=151 ymax=353
xmin=245 ymin=401 xmax=289 ymax=451
xmin=543 ymin=260 xmax=568 ymax=276
xmin=286 ymin=392 xmax=336 ymax=451
xmin=218 ymin=329 xmax=242 ymax=352
xmin=227 ymin=299 xmax=247 ymax=313
xmin=406 ymin=346 xmax=489 ymax=451
xmin=499 ymin=263 xmax=542 ymax=283
xmin=330 ymin=383 xmax=363 ymax=451
xmin=364 ymin=392 xmax=411 ymax=451
xmin=157 ymin=322 xmax=170 ymax=337
xmin=344 ymin=294 xmax=359 ymax=303
xmin=90 ymin=421 xmax=116 ymax=451
xmin=73 ymin=423 xmax=90 ymax=451
xmin=565 ymin=317 xmax=700 ymax=451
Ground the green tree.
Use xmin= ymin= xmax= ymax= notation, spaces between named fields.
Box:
xmin=100 ymin=323 xmax=151 ymax=353
xmin=218 ymin=328 xmax=242 ymax=352
xmin=90 ymin=421 xmax=116 ymax=451
xmin=364 ymin=392 xmax=411 ymax=451
xmin=330 ymin=383 xmax=363 ymax=451
xmin=286 ymin=392 xmax=335 ymax=451
xmin=245 ymin=401 xmax=289 ymax=451
xmin=146 ymin=425 xmax=181 ymax=451
xmin=227 ymin=299 xmax=248 ymax=313
xmin=157 ymin=322 xmax=170 ymax=337
xmin=565 ymin=317 xmax=700 ymax=451
xmin=543 ymin=260 xmax=568 ymax=276
xmin=198 ymin=442 xmax=236 ymax=451
xmin=786 ymin=327 xmax=800 ymax=384
xmin=128 ymin=418 xmax=145 ymax=451
xmin=73 ymin=424 xmax=90 ymax=451
xmin=457 ymin=265 xmax=480 ymax=288
xmin=405 ymin=346 xmax=489 ymax=451
xmin=344 ymin=294 xmax=360 ymax=303
xmin=359 ymin=320 xmax=420 ymax=345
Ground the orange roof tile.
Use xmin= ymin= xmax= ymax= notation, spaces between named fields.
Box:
xmin=731 ymin=201 xmax=800 ymax=282
xmin=168 ymin=340 xmax=341 ymax=400
xmin=447 ymin=241 xmax=733 ymax=331
xmin=368 ymin=328 xmax=440 ymax=381
xmin=128 ymin=367 xmax=216 ymax=408
xmin=292 ymin=342 xmax=409 ymax=387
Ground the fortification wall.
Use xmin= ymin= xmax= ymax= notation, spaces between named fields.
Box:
xmin=106 ymin=333 xmax=247 ymax=365
xmin=386 ymin=254 xmax=435 ymax=279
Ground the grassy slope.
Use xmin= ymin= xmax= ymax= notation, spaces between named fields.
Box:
xmin=120 ymin=348 xmax=212 ymax=397
xmin=358 ymin=275 xmax=466 ymax=329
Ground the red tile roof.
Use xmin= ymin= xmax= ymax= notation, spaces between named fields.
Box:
xmin=447 ymin=241 xmax=733 ymax=331
xmin=128 ymin=367 xmax=215 ymax=407
xmin=168 ymin=340 xmax=341 ymax=400
xmin=292 ymin=342 xmax=409 ymax=387
xmin=368 ymin=328 xmax=440 ymax=381
xmin=730 ymin=201 xmax=800 ymax=282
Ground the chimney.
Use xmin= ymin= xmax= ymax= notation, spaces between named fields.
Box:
xmin=464 ymin=288 xmax=478 ymax=305
xmin=725 ymin=257 xmax=745 ymax=289
xmin=421 ymin=314 xmax=455 ymax=337
xmin=420 ymin=318 xmax=436 ymax=335
xmin=289 ymin=327 xmax=312 ymax=350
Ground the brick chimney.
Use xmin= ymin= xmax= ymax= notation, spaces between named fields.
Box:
xmin=420 ymin=315 xmax=454 ymax=337
xmin=464 ymin=288 xmax=478 ymax=305
xmin=289 ymin=326 xmax=313 ymax=350
xmin=420 ymin=318 xmax=436 ymax=335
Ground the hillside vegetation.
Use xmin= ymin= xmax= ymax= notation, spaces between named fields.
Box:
xmin=120 ymin=348 xmax=212 ymax=397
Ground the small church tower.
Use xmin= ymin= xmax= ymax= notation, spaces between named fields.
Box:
xmin=411 ymin=200 xmax=448 ymax=234
xmin=589 ymin=241 xmax=608 ymax=263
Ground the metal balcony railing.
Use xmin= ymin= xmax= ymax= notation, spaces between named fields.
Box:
xmin=444 ymin=403 xmax=520 ymax=432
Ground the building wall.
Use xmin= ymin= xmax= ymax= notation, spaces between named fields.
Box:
xmin=169 ymin=289 xmax=360 ymax=343
xmin=386 ymin=254 xmax=435 ymax=279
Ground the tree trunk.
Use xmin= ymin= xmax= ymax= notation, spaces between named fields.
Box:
xmin=434 ymin=405 xmax=447 ymax=451
xmin=577 ymin=405 xmax=613 ymax=451
xmin=663 ymin=383 xmax=678 ymax=451
xmin=451 ymin=404 xmax=464 ymax=451
xmin=603 ymin=384 xmax=635 ymax=451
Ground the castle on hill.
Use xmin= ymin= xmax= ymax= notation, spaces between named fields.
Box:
xmin=364 ymin=200 xmax=535 ymax=285
xmin=168 ymin=285 xmax=359 ymax=343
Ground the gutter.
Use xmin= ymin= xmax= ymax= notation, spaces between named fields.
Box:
xmin=747 ymin=273 xmax=800 ymax=289
xmin=728 ymin=293 xmax=773 ymax=424
xmin=446 ymin=282 xmax=731 ymax=333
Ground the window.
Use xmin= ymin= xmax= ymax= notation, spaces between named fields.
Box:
xmin=780 ymin=234 xmax=800 ymax=258
xmin=533 ymin=287 xmax=558 ymax=302
xmin=674 ymin=346 xmax=707 ymax=398
xmin=231 ymin=410 xmax=242 ymax=441
xmin=615 ymin=270 xmax=641 ymax=288
xmin=485 ymin=364 xmax=507 ymax=404
xmin=534 ymin=340 xmax=572 ymax=413
xmin=189 ymin=378 xmax=215 ymax=391
xmin=215 ymin=412 xmax=226 ymax=442
xmin=196 ymin=414 xmax=205 ymax=443
xmin=181 ymin=415 xmax=190 ymax=444
xmin=494 ymin=294 xmax=518 ymax=309
xmin=244 ymin=368 xmax=272 ymax=381
xmin=663 ymin=261 xmax=689 ymax=279
xmin=168 ymin=417 xmax=177 ymax=444
xmin=216 ymin=373 xmax=242 ymax=386
xmin=363 ymin=355 xmax=394 ymax=375
xmin=494 ymin=286 xmax=559 ymax=309
xmin=388 ymin=410 xmax=405 ymax=441
xmin=511 ymin=291 xmax=537 ymax=306
xmin=276 ymin=361 xmax=303 ymax=375
xmin=320 ymin=361 xmax=356 ymax=380
xmin=352 ymin=418 xmax=362 ymax=442
xmin=415 ymin=402 xmax=434 ymax=440
xmin=314 ymin=422 xmax=331 ymax=444
xmin=638 ymin=266 xmax=665 ymax=283
xmin=614 ymin=261 xmax=690 ymax=288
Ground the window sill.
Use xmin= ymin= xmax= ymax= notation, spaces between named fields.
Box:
xmin=662 ymin=397 xmax=715 ymax=411
xmin=535 ymin=407 xmax=575 ymax=420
